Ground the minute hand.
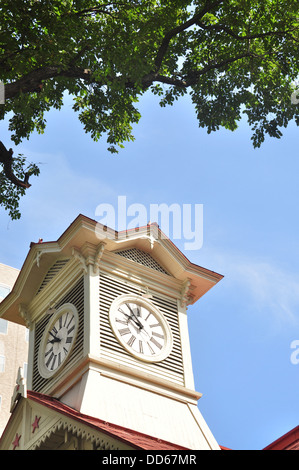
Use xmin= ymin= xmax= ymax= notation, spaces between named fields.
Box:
xmin=125 ymin=304 xmax=143 ymax=329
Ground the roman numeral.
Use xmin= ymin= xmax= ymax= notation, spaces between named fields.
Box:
xmin=66 ymin=315 xmax=74 ymax=329
xmin=51 ymin=326 xmax=58 ymax=336
xmin=45 ymin=352 xmax=55 ymax=369
xmin=45 ymin=351 xmax=53 ymax=367
xmin=139 ymin=340 xmax=144 ymax=354
xmin=63 ymin=312 xmax=69 ymax=327
xmin=150 ymin=337 xmax=163 ymax=350
xmin=45 ymin=347 xmax=53 ymax=357
xmin=150 ymin=323 xmax=161 ymax=329
xmin=127 ymin=335 xmax=136 ymax=347
xmin=152 ymin=332 xmax=164 ymax=339
xmin=136 ymin=305 xmax=142 ymax=317
xmin=51 ymin=354 xmax=57 ymax=370
xmin=116 ymin=318 xmax=128 ymax=326
xmin=119 ymin=327 xmax=131 ymax=336
xmin=67 ymin=324 xmax=75 ymax=335
xmin=118 ymin=307 xmax=127 ymax=316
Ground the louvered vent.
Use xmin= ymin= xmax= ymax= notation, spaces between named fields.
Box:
xmin=32 ymin=276 xmax=84 ymax=393
xmin=99 ymin=274 xmax=184 ymax=385
xmin=115 ymin=248 xmax=169 ymax=275
xmin=36 ymin=259 xmax=69 ymax=295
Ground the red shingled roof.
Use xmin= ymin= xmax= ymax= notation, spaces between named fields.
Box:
xmin=263 ymin=426 xmax=299 ymax=450
xmin=27 ymin=390 xmax=189 ymax=451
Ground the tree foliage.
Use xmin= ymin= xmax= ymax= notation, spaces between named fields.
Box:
xmin=0 ymin=0 xmax=298 ymax=218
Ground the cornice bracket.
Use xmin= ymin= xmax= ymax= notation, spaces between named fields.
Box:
xmin=72 ymin=247 xmax=88 ymax=274
xmin=93 ymin=242 xmax=105 ymax=274
xmin=19 ymin=304 xmax=32 ymax=329
xmin=180 ymin=279 xmax=193 ymax=308
xmin=35 ymin=251 xmax=42 ymax=267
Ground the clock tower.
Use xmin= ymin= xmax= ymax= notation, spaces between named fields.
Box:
xmin=0 ymin=215 xmax=223 ymax=450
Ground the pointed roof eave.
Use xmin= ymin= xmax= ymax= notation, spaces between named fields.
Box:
xmin=0 ymin=389 xmax=189 ymax=451
xmin=0 ymin=239 xmax=62 ymax=326
xmin=0 ymin=215 xmax=95 ymax=325
xmin=27 ymin=390 xmax=190 ymax=450
xmin=0 ymin=214 xmax=223 ymax=326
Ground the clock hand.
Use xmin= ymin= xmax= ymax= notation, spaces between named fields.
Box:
xmin=119 ymin=307 xmax=143 ymax=329
xmin=125 ymin=304 xmax=143 ymax=329
xmin=49 ymin=331 xmax=61 ymax=343
xmin=130 ymin=315 xmax=143 ymax=330
xmin=49 ymin=337 xmax=61 ymax=344
xmin=125 ymin=313 xmax=143 ymax=330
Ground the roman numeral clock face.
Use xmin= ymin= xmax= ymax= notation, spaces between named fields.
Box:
xmin=38 ymin=303 xmax=79 ymax=379
xmin=109 ymin=295 xmax=173 ymax=363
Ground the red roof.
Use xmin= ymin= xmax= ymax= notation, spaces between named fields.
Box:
xmin=27 ymin=390 xmax=189 ymax=450
xmin=263 ymin=426 xmax=299 ymax=450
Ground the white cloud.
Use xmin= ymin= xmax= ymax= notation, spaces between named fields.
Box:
xmin=233 ymin=259 xmax=299 ymax=325
xmin=206 ymin=251 xmax=299 ymax=327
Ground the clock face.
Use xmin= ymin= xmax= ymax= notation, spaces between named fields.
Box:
xmin=38 ymin=303 xmax=79 ymax=378
xmin=109 ymin=295 xmax=173 ymax=362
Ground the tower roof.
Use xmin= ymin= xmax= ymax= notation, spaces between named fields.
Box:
xmin=0 ymin=214 xmax=223 ymax=326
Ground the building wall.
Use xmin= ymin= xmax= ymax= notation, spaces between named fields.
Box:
xmin=0 ymin=263 xmax=29 ymax=436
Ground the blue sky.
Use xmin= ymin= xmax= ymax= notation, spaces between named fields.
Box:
xmin=0 ymin=91 xmax=298 ymax=450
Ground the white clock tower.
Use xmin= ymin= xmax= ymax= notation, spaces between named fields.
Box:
xmin=0 ymin=215 xmax=223 ymax=450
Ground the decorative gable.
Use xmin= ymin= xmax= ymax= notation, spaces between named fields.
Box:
xmin=0 ymin=387 xmax=188 ymax=451
xmin=36 ymin=259 xmax=69 ymax=295
xmin=114 ymin=248 xmax=170 ymax=275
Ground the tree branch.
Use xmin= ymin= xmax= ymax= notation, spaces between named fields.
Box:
xmin=4 ymin=66 xmax=93 ymax=100
xmin=62 ymin=2 xmax=136 ymax=18
xmin=0 ymin=141 xmax=31 ymax=189
xmin=185 ymin=52 xmax=255 ymax=86
xmin=150 ymin=51 xmax=253 ymax=88
xmin=153 ymin=0 xmax=225 ymax=72
xmin=196 ymin=21 xmax=298 ymax=41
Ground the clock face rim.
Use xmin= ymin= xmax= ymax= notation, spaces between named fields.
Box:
xmin=109 ymin=294 xmax=173 ymax=363
xmin=38 ymin=303 xmax=79 ymax=379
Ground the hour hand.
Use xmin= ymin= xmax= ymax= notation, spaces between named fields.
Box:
xmin=49 ymin=332 xmax=61 ymax=343
xmin=128 ymin=314 xmax=143 ymax=330
xmin=51 ymin=337 xmax=61 ymax=343
xmin=119 ymin=306 xmax=143 ymax=329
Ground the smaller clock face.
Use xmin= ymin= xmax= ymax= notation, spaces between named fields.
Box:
xmin=109 ymin=295 xmax=173 ymax=363
xmin=38 ymin=303 xmax=79 ymax=378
